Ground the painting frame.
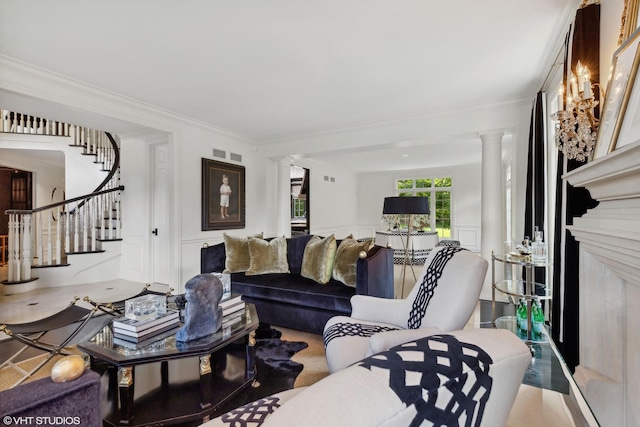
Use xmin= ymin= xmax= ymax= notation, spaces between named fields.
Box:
xmin=201 ymin=158 xmax=245 ymax=231
xmin=593 ymin=28 xmax=640 ymax=159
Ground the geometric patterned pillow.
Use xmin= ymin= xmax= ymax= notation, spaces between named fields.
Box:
xmin=220 ymin=396 xmax=282 ymax=426
xmin=359 ymin=334 xmax=493 ymax=427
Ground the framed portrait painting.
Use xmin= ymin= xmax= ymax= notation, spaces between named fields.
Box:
xmin=201 ymin=158 xmax=245 ymax=231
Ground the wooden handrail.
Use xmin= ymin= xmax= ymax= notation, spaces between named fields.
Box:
xmin=5 ymin=185 xmax=125 ymax=215
xmin=96 ymin=132 xmax=120 ymax=193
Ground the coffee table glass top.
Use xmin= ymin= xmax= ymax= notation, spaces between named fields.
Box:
xmin=78 ymin=304 xmax=258 ymax=365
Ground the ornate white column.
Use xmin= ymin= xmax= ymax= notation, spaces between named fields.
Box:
xmin=480 ymin=130 xmax=504 ymax=300
xmin=276 ymin=157 xmax=292 ymax=238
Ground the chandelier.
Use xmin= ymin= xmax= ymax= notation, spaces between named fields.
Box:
xmin=552 ymin=61 xmax=599 ymax=162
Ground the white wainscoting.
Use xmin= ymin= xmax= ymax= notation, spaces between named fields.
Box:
xmin=455 ymin=225 xmax=481 ymax=253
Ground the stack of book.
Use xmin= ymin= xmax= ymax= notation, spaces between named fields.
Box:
xmin=112 ymin=310 xmax=180 ymax=348
xmin=220 ymin=294 xmax=245 ymax=327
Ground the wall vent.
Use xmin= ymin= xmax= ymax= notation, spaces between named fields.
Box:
xmin=230 ymin=152 xmax=242 ymax=162
xmin=213 ymin=149 xmax=226 ymax=159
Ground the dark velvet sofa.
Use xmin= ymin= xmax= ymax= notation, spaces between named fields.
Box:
xmin=201 ymin=234 xmax=394 ymax=334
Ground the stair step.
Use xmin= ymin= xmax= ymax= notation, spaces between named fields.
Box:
xmin=96 ymin=238 xmax=123 ymax=242
xmin=32 ymin=263 xmax=71 ymax=269
xmin=1 ymin=276 xmax=39 ymax=285
xmin=66 ymin=249 xmax=106 ymax=255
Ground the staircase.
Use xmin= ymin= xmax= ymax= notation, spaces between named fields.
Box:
xmin=1 ymin=109 xmax=124 ymax=293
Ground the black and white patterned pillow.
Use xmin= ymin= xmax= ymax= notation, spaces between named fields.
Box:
xmin=359 ymin=334 xmax=493 ymax=427
xmin=220 ymin=396 xmax=282 ymax=426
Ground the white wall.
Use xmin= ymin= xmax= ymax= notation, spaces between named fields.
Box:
xmin=357 ymin=164 xmax=482 ymax=251
xmin=176 ymin=126 xmax=266 ymax=289
xmin=292 ymin=158 xmax=360 ymax=239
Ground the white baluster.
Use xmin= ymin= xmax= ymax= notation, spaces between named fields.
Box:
xmin=21 ymin=214 xmax=32 ymax=281
xmin=116 ymin=192 xmax=122 ymax=239
xmin=82 ymin=201 xmax=88 ymax=251
xmin=73 ymin=202 xmax=79 ymax=252
xmin=56 ymin=206 xmax=62 ymax=265
xmin=46 ymin=209 xmax=53 ymax=265
xmin=97 ymin=194 xmax=104 ymax=240
xmin=91 ymin=197 xmax=97 ymax=247
xmin=36 ymin=212 xmax=43 ymax=266
xmin=64 ymin=207 xmax=70 ymax=254
xmin=107 ymin=193 xmax=112 ymax=240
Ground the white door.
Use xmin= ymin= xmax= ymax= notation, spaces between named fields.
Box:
xmin=152 ymin=143 xmax=172 ymax=286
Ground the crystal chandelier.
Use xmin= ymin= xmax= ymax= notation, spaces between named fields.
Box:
xmin=552 ymin=61 xmax=599 ymax=162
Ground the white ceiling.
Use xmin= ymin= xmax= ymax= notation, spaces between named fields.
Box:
xmin=0 ymin=0 xmax=576 ymax=172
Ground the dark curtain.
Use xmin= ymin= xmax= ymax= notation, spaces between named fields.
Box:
xmin=551 ymin=3 xmax=600 ymax=372
xmin=524 ymin=92 xmax=546 ymax=289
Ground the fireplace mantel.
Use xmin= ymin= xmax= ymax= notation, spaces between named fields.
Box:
xmin=564 ymin=141 xmax=640 ymax=286
xmin=562 ymin=140 xmax=640 ymax=426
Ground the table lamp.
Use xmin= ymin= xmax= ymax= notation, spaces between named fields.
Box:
xmin=382 ymin=196 xmax=429 ymax=297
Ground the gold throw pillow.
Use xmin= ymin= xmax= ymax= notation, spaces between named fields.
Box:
xmin=332 ymin=238 xmax=374 ymax=287
xmin=223 ymin=233 xmax=263 ymax=273
xmin=301 ymin=235 xmax=337 ymax=284
xmin=246 ymin=236 xmax=290 ymax=275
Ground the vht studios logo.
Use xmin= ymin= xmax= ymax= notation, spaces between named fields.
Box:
xmin=3 ymin=416 xmax=81 ymax=426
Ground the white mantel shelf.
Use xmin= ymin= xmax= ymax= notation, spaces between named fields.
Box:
xmin=562 ymin=140 xmax=640 ymax=426
xmin=563 ymin=140 xmax=640 ymax=287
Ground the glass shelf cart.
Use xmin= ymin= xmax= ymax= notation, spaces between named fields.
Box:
xmin=491 ymin=251 xmax=552 ymax=342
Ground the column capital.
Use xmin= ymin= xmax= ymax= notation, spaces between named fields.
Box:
xmin=478 ymin=129 xmax=505 ymax=142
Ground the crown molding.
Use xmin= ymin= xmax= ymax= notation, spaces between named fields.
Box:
xmin=0 ymin=55 xmax=252 ymax=142
xmin=257 ymin=96 xmax=531 ymax=146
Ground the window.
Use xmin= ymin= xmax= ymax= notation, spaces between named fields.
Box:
xmin=291 ymin=197 xmax=306 ymax=218
xmin=395 ymin=177 xmax=452 ymax=238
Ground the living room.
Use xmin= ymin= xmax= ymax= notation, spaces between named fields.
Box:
xmin=1 ymin=0 xmax=640 ymax=425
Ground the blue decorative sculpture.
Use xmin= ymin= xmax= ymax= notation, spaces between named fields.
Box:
xmin=176 ymin=274 xmax=223 ymax=342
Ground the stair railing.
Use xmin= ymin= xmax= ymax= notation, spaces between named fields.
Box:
xmin=2 ymin=108 xmax=124 ymax=283
xmin=5 ymin=185 xmax=125 ymax=282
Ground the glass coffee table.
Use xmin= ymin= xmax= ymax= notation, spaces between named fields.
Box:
xmin=78 ymin=304 xmax=259 ymax=427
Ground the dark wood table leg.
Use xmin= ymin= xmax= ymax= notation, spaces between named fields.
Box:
xmin=118 ymin=366 xmax=134 ymax=425
xmin=199 ymin=354 xmax=212 ymax=409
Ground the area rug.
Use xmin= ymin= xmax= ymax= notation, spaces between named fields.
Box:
xmin=214 ymin=326 xmax=309 ymax=414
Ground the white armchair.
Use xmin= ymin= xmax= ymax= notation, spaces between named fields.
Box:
xmin=201 ymin=328 xmax=530 ymax=427
xmin=323 ymin=246 xmax=488 ymax=373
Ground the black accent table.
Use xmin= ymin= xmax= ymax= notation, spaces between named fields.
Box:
xmin=78 ymin=304 xmax=259 ymax=427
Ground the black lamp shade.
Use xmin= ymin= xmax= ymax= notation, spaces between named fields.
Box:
xmin=383 ymin=196 xmax=429 ymax=215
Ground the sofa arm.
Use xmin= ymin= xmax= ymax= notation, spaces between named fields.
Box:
xmin=0 ymin=370 xmax=102 ymax=426
xmin=355 ymin=245 xmax=393 ymax=298
xmin=350 ymin=294 xmax=408 ymax=327
xmin=366 ymin=327 xmax=442 ymax=357
xmin=201 ymin=242 xmax=226 ymax=273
